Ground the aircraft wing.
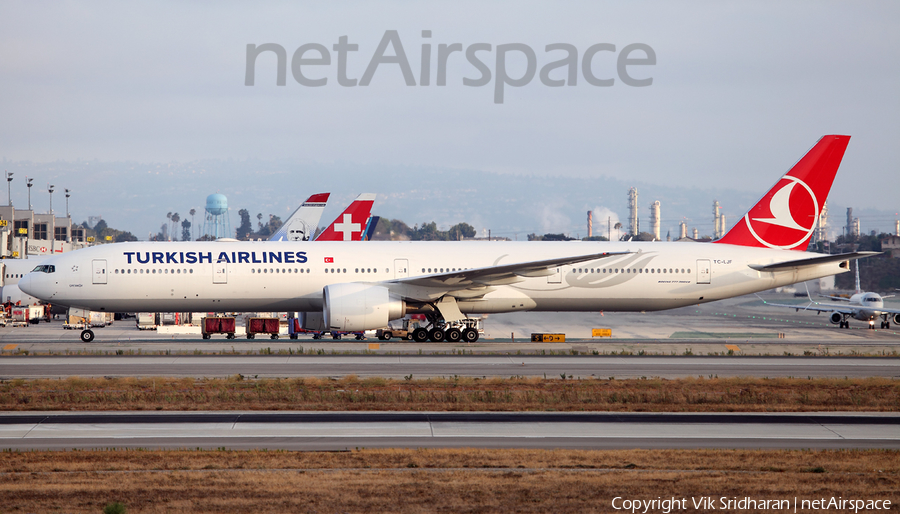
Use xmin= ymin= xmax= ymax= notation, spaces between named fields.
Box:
xmin=748 ymin=252 xmax=879 ymax=272
xmin=819 ymin=294 xmax=851 ymax=302
xmin=759 ymin=298 xmax=856 ymax=315
xmin=383 ymin=251 xmax=630 ymax=302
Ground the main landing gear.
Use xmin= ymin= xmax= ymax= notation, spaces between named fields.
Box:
xmin=412 ymin=318 xmax=480 ymax=343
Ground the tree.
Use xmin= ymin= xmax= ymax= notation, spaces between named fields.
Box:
xmin=236 ymin=209 xmax=252 ymax=240
xmin=541 ymin=233 xmax=575 ymax=241
xmin=181 ymin=219 xmax=191 ymax=241
xmin=93 ymin=219 xmax=108 ymax=233
xmin=115 ymin=231 xmax=138 ymax=242
xmin=256 ymin=212 xmax=263 ymax=232
xmin=189 ymin=208 xmax=196 ymax=240
xmin=448 ymin=222 xmax=475 ymax=240
xmin=613 ymin=222 xmax=623 ymax=241
xmin=170 ymin=213 xmax=180 ymax=241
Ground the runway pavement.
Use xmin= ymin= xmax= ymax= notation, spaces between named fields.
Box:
xmin=0 ymin=411 xmax=896 ymax=450
xmin=1 ymin=354 xmax=899 ymax=379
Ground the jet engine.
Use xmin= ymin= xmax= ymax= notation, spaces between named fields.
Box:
xmin=829 ymin=312 xmax=843 ymax=325
xmin=893 ymin=313 xmax=900 ymax=325
xmin=299 ymin=311 xmax=325 ymax=331
xmin=323 ymin=283 xmax=405 ymax=331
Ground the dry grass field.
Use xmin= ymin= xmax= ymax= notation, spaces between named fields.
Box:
xmin=1 ymin=375 xmax=897 ymax=412
xmin=0 ymin=448 xmax=897 ymax=513
xmin=2 ymin=376 xmax=897 ymax=512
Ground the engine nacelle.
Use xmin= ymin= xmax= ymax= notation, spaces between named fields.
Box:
xmin=894 ymin=313 xmax=900 ymax=325
xmin=829 ymin=312 xmax=843 ymax=325
xmin=299 ymin=311 xmax=325 ymax=332
xmin=323 ymin=283 xmax=405 ymax=331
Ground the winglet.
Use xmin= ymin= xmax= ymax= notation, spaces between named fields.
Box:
xmin=716 ymin=135 xmax=850 ymax=250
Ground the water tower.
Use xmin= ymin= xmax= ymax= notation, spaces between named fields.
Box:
xmin=202 ymin=193 xmax=232 ymax=239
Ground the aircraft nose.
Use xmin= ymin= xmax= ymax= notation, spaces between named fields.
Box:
xmin=18 ymin=273 xmax=37 ymax=297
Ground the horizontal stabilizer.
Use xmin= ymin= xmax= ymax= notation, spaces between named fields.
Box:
xmin=748 ymin=252 xmax=878 ymax=272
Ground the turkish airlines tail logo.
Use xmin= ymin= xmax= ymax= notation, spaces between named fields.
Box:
xmin=716 ymin=135 xmax=850 ymax=251
xmin=314 ymin=193 xmax=376 ymax=242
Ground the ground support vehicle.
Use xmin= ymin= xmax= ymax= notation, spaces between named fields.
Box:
xmin=136 ymin=312 xmax=158 ymax=330
xmin=246 ymin=317 xmax=280 ymax=339
xmin=201 ymin=317 xmax=237 ymax=340
xmin=376 ymin=316 xmax=427 ymax=341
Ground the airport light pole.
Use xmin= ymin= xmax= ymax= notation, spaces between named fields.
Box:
xmin=65 ymin=189 xmax=71 ymax=242
xmin=26 ymin=178 xmax=33 ymax=211
xmin=48 ymin=184 xmax=55 ymax=253
xmin=5 ymin=171 xmax=12 ymax=207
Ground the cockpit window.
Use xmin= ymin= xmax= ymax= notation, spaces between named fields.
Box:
xmin=31 ymin=265 xmax=55 ymax=273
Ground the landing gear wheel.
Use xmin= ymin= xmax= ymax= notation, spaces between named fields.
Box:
xmin=226 ymin=333 xmax=235 ymax=340
xmin=202 ymin=334 xmax=211 ymax=340
xmin=270 ymin=334 xmax=279 ymax=340
xmin=290 ymin=334 xmax=298 ymax=340
xmin=80 ymin=329 xmax=95 ymax=343
xmin=413 ymin=328 xmax=429 ymax=342
xmin=382 ymin=331 xmax=393 ymax=341
xmin=332 ymin=333 xmax=342 ymax=340
xmin=445 ymin=327 xmax=462 ymax=342
xmin=247 ymin=334 xmax=255 ymax=340
xmin=429 ymin=328 xmax=445 ymax=342
xmin=462 ymin=328 xmax=479 ymax=343
xmin=312 ymin=333 xmax=321 ymax=340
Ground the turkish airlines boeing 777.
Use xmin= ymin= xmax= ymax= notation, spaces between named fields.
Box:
xmin=21 ymin=135 xmax=872 ymax=343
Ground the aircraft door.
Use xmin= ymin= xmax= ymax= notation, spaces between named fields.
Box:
xmin=394 ymin=259 xmax=409 ymax=279
xmin=92 ymin=260 xmax=107 ymax=285
xmin=696 ymin=259 xmax=711 ymax=284
xmin=547 ymin=267 xmax=562 ymax=284
xmin=213 ymin=262 xmax=227 ymax=284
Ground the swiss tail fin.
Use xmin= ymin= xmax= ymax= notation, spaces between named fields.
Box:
xmin=268 ymin=193 xmax=330 ymax=242
xmin=715 ymin=135 xmax=850 ymax=250
xmin=314 ymin=193 xmax=376 ymax=241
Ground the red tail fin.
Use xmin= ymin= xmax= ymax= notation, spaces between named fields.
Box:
xmin=314 ymin=193 xmax=376 ymax=242
xmin=715 ymin=135 xmax=850 ymax=250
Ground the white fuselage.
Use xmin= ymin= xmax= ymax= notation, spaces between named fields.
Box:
xmin=845 ymin=292 xmax=884 ymax=321
xmin=20 ymin=240 xmax=849 ymax=316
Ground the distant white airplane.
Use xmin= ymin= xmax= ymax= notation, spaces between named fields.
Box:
xmin=268 ymin=193 xmax=330 ymax=242
xmin=760 ymin=260 xmax=900 ymax=329
xmin=3 ymin=258 xmax=48 ymax=306
xmin=21 ymin=135 xmax=876 ymax=344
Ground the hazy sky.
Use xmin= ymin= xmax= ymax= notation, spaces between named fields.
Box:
xmin=1 ymin=1 xmax=898 ymax=232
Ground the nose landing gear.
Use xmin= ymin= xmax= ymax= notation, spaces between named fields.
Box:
xmin=80 ymin=329 xmax=95 ymax=343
